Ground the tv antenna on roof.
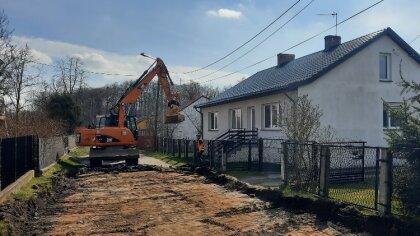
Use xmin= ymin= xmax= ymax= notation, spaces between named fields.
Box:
xmin=317 ymin=12 xmax=338 ymax=35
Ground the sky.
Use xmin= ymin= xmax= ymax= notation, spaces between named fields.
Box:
xmin=1 ymin=0 xmax=419 ymax=88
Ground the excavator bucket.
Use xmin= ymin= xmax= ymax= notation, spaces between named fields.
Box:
xmin=164 ymin=112 xmax=185 ymax=124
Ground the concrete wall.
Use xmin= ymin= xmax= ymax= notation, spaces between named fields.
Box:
xmin=39 ymin=136 xmax=66 ymax=170
xmin=299 ymin=36 xmax=420 ymax=147
xmin=172 ymin=97 xmax=208 ymax=139
xmin=202 ymin=92 xmax=297 ymax=140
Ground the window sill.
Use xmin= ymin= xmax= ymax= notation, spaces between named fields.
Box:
xmin=261 ymin=128 xmax=282 ymax=131
xmin=383 ymin=127 xmax=399 ymax=130
xmin=208 ymin=129 xmax=219 ymax=132
xmin=379 ymin=79 xmax=393 ymax=82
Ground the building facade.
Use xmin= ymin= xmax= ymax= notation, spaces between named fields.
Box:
xmin=197 ymin=28 xmax=420 ymax=146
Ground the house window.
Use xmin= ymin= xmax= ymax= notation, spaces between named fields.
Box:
xmin=248 ymin=107 xmax=256 ymax=130
xmin=230 ymin=108 xmax=242 ymax=129
xmin=209 ymin=112 xmax=218 ymax=130
xmin=263 ymin=103 xmax=280 ymax=129
xmin=383 ymin=103 xmax=401 ymax=129
xmin=379 ymin=53 xmax=391 ymax=81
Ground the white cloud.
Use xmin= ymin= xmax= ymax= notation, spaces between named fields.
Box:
xmin=11 ymin=36 xmax=246 ymax=88
xmin=207 ymin=8 xmax=242 ymax=19
xmin=30 ymin=49 xmax=53 ymax=65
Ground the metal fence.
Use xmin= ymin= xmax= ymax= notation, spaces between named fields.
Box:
xmin=153 ymin=136 xmax=416 ymax=216
xmin=158 ymin=138 xmax=198 ymax=165
xmin=0 ymin=136 xmax=37 ymax=190
xmin=327 ymin=145 xmax=379 ymax=209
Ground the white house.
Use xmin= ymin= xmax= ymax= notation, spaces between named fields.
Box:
xmin=197 ymin=28 xmax=420 ymax=147
xmin=171 ymin=96 xmax=209 ymax=139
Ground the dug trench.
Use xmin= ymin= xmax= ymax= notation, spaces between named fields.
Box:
xmin=0 ymin=164 xmax=417 ymax=235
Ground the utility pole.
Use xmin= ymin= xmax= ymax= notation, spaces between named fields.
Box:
xmin=154 ymin=82 xmax=160 ymax=151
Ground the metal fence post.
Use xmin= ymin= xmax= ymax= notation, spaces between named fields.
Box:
xmin=184 ymin=139 xmax=189 ymax=161
xmin=178 ymin=139 xmax=181 ymax=159
xmin=258 ymin=138 xmax=263 ymax=171
xmin=172 ymin=139 xmax=175 ymax=157
xmin=362 ymin=142 xmax=365 ymax=181
xmin=374 ymin=147 xmax=380 ymax=210
xmin=378 ymin=148 xmax=392 ymax=215
xmin=319 ymin=146 xmax=330 ymax=197
xmin=221 ymin=141 xmax=226 ymax=171
xmin=0 ymin=138 xmax=2 ymax=189
xmin=247 ymin=140 xmax=252 ymax=170
xmin=280 ymin=142 xmax=288 ymax=185
xmin=193 ymin=140 xmax=197 ymax=165
xmin=209 ymin=141 xmax=213 ymax=168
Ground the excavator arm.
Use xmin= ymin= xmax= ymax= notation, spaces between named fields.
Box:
xmin=113 ymin=57 xmax=184 ymax=127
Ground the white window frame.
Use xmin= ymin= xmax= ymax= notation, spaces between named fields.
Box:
xmin=379 ymin=53 xmax=391 ymax=81
xmin=247 ymin=106 xmax=256 ymax=130
xmin=208 ymin=112 xmax=218 ymax=130
xmin=230 ymin=108 xmax=242 ymax=129
xmin=263 ymin=103 xmax=281 ymax=129
xmin=383 ymin=102 xmax=401 ymax=129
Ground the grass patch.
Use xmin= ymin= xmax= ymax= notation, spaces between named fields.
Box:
xmin=0 ymin=219 xmax=13 ymax=235
xmin=6 ymin=156 xmax=82 ymax=202
xmin=68 ymin=147 xmax=89 ymax=157
xmin=143 ymin=152 xmax=189 ymax=167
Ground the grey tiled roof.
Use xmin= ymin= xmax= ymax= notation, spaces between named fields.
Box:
xmin=197 ymin=27 xmax=420 ymax=108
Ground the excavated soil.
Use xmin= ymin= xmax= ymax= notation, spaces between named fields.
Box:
xmin=11 ymin=168 xmax=366 ymax=235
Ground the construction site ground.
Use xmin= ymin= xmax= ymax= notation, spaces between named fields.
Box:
xmin=9 ymin=156 xmax=366 ymax=236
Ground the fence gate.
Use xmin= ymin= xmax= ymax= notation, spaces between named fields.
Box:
xmin=328 ymin=143 xmax=366 ymax=183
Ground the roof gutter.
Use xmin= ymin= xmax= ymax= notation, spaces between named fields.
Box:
xmin=196 ymin=86 xmax=298 ymax=108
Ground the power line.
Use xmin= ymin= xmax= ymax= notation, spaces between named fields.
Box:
xmin=184 ymin=0 xmax=302 ymax=74
xmin=409 ymin=34 xmax=420 ymax=44
xmin=201 ymin=0 xmax=384 ymax=84
xmin=192 ymin=0 xmax=315 ymax=81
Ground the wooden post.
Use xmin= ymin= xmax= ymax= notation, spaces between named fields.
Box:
xmin=319 ymin=146 xmax=330 ymax=197
xmin=378 ymin=148 xmax=392 ymax=215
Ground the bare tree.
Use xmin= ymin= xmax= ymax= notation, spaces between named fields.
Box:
xmin=4 ymin=44 xmax=40 ymax=120
xmin=281 ymin=95 xmax=335 ymax=191
xmin=282 ymin=95 xmax=335 ymax=143
xmin=52 ymin=56 xmax=87 ymax=95
xmin=0 ymin=10 xmax=17 ymax=96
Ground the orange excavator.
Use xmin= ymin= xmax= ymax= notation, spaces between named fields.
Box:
xmin=76 ymin=56 xmax=185 ymax=167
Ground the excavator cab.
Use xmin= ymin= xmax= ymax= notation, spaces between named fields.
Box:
xmin=165 ymin=99 xmax=185 ymax=124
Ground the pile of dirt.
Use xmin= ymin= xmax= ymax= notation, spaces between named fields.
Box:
xmin=192 ymin=166 xmax=420 ymax=236
xmin=0 ymin=172 xmax=77 ymax=235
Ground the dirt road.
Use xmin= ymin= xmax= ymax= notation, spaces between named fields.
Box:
xmin=24 ymin=168 xmax=364 ymax=236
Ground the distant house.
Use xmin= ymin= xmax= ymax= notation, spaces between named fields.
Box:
xmin=196 ymin=28 xmax=420 ymax=146
xmin=170 ymin=96 xmax=209 ymax=139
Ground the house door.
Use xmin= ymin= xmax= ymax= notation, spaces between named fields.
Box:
xmin=248 ymin=107 xmax=255 ymax=130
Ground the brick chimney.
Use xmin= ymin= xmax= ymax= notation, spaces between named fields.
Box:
xmin=324 ymin=35 xmax=341 ymax=50
xmin=277 ymin=53 xmax=295 ymax=66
